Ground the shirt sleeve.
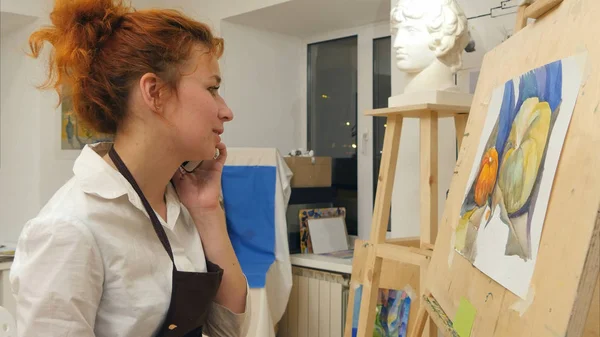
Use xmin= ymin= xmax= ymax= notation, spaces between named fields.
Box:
xmin=203 ymin=278 xmax=251 ymax=337
xmin=9 ymin=216 xmax=104 ymax=337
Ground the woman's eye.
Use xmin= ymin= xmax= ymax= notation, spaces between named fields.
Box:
xmin=209 ymin=86 xmax=220 ymax=96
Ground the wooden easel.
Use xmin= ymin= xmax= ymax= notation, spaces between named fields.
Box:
xmin=343 ymin=103 xmax=470 ymax=337
xmin=408 ymin=0 xmax=600 ymax=336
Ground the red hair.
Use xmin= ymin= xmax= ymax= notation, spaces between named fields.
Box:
xmin=29 ymin=0 xmax=224 ymax=134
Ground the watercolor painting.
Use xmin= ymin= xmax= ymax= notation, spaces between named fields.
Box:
xmin=352 ymin=285 xmax=411 ymax=337
xmin=61 ymin=90 xmax=113 ymax=150
xmin=453 ymin=53 xmax=586 ymax=299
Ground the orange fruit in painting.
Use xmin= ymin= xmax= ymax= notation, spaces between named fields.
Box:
xmin=474 ymin=148 xmax=499 ymax=207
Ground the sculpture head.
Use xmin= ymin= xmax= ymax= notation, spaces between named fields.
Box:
xmin=391 ymin=0 xmax=470 ymax=74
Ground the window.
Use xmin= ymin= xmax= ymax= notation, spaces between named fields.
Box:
xmin=307 ymin=36 xmax=358 ymax=235
xmin=372 ymin=36 xmax=391 ymax=230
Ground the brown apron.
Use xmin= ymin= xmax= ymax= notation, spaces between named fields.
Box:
xmin=109 ymin=147 xmax=223 ymax=337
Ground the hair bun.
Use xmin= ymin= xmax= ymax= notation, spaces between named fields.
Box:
xmin=50 ymin=0 xmax=130 ymax=55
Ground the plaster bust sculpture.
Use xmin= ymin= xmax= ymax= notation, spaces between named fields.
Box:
xmin=391 ymin=0 xmax=470 ymax=94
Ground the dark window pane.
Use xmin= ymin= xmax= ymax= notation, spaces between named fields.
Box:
xmin=372 ymin=36 xmax=391 ymax=231
xmin=307 ymin=36 xmax=358 ymax=235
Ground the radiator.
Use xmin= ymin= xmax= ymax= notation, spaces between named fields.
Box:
xmin=277 ymin=266 xmax=349 ymax=337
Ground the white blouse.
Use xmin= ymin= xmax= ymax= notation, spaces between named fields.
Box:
xmin=9 ymin=143 xmax=250 ymax=337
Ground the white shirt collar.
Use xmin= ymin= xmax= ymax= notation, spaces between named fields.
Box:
xmin=73 ymin=142 xmax=181 ymax=230
xmin=73 ymin=142 xmax=129 ymax=200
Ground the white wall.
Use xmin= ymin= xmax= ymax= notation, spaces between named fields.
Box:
xmin=219 ymin=22 xmax=303 ymax=155
xmin=163 ymin=0 xmax=292 ymax=35
xmin=0 ymin=0 xmax=297 ymax=242
xmin=0 ymin=0 xmax=51 ymax=18
xmin=0 ymin=12 xmax=89 ymax=242
xmin=202 ymin=0 xmax=292 ymax=28
xmin=0 ymin=19 xmax=44 ymax=242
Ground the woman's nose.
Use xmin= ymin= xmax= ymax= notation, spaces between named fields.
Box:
xmin=218 ymin=98 xmax=234 ymax=122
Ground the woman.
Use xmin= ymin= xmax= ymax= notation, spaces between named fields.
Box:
xmin=9 ymin=0 xmax=250 ymax=336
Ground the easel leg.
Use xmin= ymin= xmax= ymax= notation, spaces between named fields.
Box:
xmin=515 ymin=5 xmax=528 ymax=32
xmin=420 ymin=111 xmax=438 ymax=337
xmin=408 ymin=302 xmax=429 ymax=337
xmin=420 ymin=111 xmax=439 ymax=247
xmin=454 ymin=114 xmax=468 ymax=152
xmin=343 ymin=282 xmax=356 ymax=337
xmin=370 ymin=114 xmax=404 ymax=242
xmin=356 ymin=248 xmax=382 ymax=336
xmin=348 ymin=115 xmax=404 ymax=337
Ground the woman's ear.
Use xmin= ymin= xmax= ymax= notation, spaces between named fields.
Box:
xmin=139 ymin=73 xmax=164 ymax=113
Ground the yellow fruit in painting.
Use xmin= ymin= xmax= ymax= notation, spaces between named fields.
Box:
xmin=499 ymin=98 xmax=551 ymax=214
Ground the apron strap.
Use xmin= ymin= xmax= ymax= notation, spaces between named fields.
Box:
xmin=108 ymin=146 xmax=177 ymax=270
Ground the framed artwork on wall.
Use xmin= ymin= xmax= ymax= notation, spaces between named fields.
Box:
xmin=60 ymin=87 xmax=113 ymax=150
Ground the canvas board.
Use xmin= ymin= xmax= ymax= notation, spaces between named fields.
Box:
xmin=453 ymin=53 xmax=587 ymax=299
xmin=307 ymin=217 xmax=349 ymax=254
xmin=299 ymin=207 xmax=346 ymax=254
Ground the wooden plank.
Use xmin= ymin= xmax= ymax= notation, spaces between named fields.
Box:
xmin=524 ymin=0 xmax=564 ymax=19
xmin=356 ymin=245 xmax=382 ymax=336
xmin=421 ymin=243 xmax=435 ymax=251
xmin=386 ymin=236 xmax=421 ymax=248
xmin=351 ymin=113 xmax=408 ymax=336
xmin=424 ymin=0 xmax=600 ymax=335
xmin=343 ymin=285 xmax=357 ymax=336
xmin=566 ymin=212 xmax=600 ymax=336
xmin=583 ymin=277 xmax=600 ymax=337
xmin=370 ymin=115 xmax=403 ymax=243
xmin=514 ymin=5 xmax=528 ymax=32
xmin=453 ymin=114 xmax=468 ymax=152
xmin=375 ymin=243 xmax=431 ymax=266
xmin=408 ymin=302 xmax=429 ymax=337
xmin=420 ymin=111 xmax=439 ymax=246
xmin=365 ymin=105 xmax=469 ymax=118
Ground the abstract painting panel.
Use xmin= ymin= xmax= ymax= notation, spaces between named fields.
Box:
xmin=454 ymin=53 xmax=587 ymax=299
xmin=352 ymin=285 xmax=411 ymax=337
xmin=61 ymin=92 xmax=113 ymax=150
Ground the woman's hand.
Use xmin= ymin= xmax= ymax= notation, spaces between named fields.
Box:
xmin=172 ymin=142 xmax=227 ymax=212
xmin=173 ymin=142 xmax=247 ymax=315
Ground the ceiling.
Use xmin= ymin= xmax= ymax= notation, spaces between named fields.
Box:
xmin=223 ymin=0 xmax=390 ymax=38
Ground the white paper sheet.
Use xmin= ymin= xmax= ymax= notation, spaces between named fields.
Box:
xmin=456 ymin=53 xmax=587 ymax=299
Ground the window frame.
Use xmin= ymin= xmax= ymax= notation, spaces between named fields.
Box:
xmin=302 ymin=22 xmax=391 ymax=240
